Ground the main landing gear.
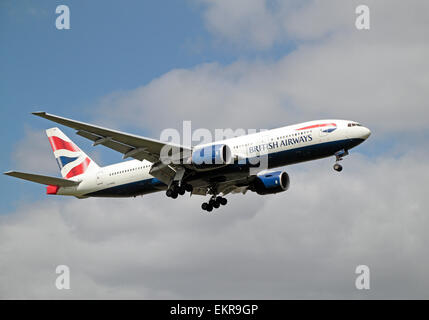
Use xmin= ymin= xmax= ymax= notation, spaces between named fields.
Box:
xmin=166 ymin=183 xmax=193 ymax=199
xmin=333 ymin=149 xmax=348 ymax=172
xmin=201 ymin=196 xmax=227 ymax=212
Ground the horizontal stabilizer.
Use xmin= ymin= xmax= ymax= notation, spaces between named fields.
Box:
xmin=4 ymin=171 xmax=81 ymax=187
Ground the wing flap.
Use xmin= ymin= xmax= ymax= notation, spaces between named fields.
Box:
xmin=4 ymin=171 xmax=81 ymax=187
xmin=149 ymin=162 xmax=177 ymax=185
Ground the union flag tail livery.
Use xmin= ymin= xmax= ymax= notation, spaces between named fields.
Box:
xmin=5 ymin=112 xmax=371 ymax=211
xmin=46 ymin=127 xmax=99 ymax=179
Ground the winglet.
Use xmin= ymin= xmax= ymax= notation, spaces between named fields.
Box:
xmin=32 ymin=111 xmax=47 ymax=117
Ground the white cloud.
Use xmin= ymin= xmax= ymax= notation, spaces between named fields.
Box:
xmin=198 ymin=0 xmax=285 ymax=49
xmin=95 ymin=40 xmax=429 ymax=137
xmin=197 ymin=0 xmax=429 ymax=48
xmin=94 ymin=61 xmax=292 ymax=134
xmin=196 ymin=0 xmax=355 ymax=48
xmin=87 ymin=2 xmax=429 ymax=138
xmin=11 ymin=127 xmax=59 ymax=175
xmin=88 ymin=1 xmax=429 ymax=137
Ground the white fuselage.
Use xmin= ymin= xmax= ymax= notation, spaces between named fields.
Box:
xmin=57 ymin=119 xmax=371 ymax=198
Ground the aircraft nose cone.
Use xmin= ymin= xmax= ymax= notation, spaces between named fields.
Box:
xmin=361 ymin=127 xmax=371 ymax=139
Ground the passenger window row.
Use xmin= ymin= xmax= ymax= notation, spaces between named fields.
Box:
xmin=109 ymin=165 xmax=150 ymax=176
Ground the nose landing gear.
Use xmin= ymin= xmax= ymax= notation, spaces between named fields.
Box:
xmin=333 ymin=149 xmax=348 ymax=172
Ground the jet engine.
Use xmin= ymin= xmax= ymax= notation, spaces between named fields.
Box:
xmin=191 ymin=144 xmax=232 ymax=170
xmin=250 ymin=171 xmax=290 ymax=195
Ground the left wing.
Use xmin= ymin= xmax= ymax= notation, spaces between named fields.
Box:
xmin=191 ymin=175 xmax=256 ymax=196
xmin=33 ymin=112 xmax=192 ymax=185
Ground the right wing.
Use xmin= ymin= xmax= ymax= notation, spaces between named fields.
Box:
xmin=190 ymin=175 xmax=256 ymax=196
xmin=4 ymin=171 xmax=81 ymax=187
xmin=32 ymin=112 xmax=191 ymax=163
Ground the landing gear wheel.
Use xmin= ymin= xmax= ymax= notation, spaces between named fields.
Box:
xmin=166 ymin=189 xmax=173 ymax=197
xmin=171 ymin=191 xmax=178 ymax=199
xmin=184 ymin=184 xmax=193 ymax=193
xmin=201 ymin=203 xmax=208 ymax=211
xmin=219 ymin=197 xmax=227 ymax=206
xmin=213 ymin=199 xmax=220 ymax=209
xmin=333 ymin=163 xmax=343 ymax=172
xmin=206 ymin=204 xmax=213 ymax=212
xmin=178 ymin=186 xmax=186 ymax=196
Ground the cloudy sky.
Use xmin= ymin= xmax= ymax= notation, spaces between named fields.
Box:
xmin=1 ymin=0 xmax=429 ymax=299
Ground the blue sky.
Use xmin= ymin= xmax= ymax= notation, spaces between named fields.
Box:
xmin=1 ymin=1 xmax=217 ymax=125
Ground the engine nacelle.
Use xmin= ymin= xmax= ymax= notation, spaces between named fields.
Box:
xmin=250 ymin=171 xmax=290 ymax=195
xmin=191 ymin=144 xmax=232 ymax=169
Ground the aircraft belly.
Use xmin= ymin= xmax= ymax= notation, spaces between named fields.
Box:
xmin=84 ymin=177 xmax=167 ymax=198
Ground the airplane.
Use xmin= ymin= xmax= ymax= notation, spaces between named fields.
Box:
xmin=4 ymin=112 xmax=371 ymax=212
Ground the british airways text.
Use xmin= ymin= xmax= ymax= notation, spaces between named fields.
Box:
xmin=248 ymin=134 xmax=313 ymax=154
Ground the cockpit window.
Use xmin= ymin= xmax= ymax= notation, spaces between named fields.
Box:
xmin=348 ymin=123 xmax=362 ymax=127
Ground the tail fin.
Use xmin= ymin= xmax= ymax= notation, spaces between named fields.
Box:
xmin=46 ymin=127 xmax=99 ymax=179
